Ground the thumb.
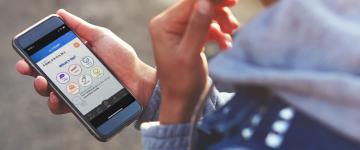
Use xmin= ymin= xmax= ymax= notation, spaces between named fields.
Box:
xmin=56 ymin=9 xmax=103 ymax=43
xmin=179 ymin=0 xmax=214 ymax=57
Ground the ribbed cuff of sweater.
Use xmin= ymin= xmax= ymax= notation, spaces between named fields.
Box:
xmin=134 ymin=81 xmax=161 ymax=129
xmin=140 ymin=122 xmax=191 ymax=150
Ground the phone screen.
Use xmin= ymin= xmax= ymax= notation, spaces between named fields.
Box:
xmin=23 ymin=24 xmax=134 ymax=128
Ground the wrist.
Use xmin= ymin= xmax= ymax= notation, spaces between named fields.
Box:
xmin=158 ymin=80 xmax=212 ymax=125
xmin=159 ymin=97 xmax=197 ymax=124
xmin=134 ymin=60 xmax=157 ymax=107
xmin=121 ymin=57 xmax=157 ymax=107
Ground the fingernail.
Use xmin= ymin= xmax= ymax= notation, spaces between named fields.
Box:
xmin=225 ymin=41 xmax=233 ymax=48
xmin=35 ymin=75 xmax=41 ymax=80
xmin=57 ymin=9 xmax=65 ymax=14
xmin=198 ymin=0 xmax=211 ymax=15
xmin=230 ymin=14 xmax=240 ymax=27
xmin=224 ymin=34 xmax=232 ymax=42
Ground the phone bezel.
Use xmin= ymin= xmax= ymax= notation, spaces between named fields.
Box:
xmin=12 ymin=14 xmax=142 ymax=142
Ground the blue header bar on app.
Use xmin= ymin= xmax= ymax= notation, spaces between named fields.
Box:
xmin=31 ymin=31 xmax=76 ymax=63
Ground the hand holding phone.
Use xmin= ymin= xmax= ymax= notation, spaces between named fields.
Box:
xmin=13 ymin=9 xmax=156 ymax=141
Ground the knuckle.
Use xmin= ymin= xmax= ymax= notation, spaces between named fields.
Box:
xmin=97 ymin=26 xmax=111 ymax=33
xmin=149 ymin=15 xmax=164 ymax=34
xmin=149 ymin=16 xmax=160 ymax=29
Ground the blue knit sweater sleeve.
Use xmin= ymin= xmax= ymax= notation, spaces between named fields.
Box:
xmin=135 ymin=81 xmax=231 ymax=150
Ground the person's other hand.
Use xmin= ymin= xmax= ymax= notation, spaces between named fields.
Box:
xmin=15 ymin=9 xmax=156 ymax=114
xmin=149 ymin=0 xmax=239 ymax=124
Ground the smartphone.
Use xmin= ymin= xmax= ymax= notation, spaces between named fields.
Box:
xmin=12 ymin=14 xmax=142 ymax=141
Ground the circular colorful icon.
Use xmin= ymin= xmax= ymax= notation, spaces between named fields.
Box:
xmin=68 ymin=64 xmax=82 ymax=76
xmin=80 ymin=56 xmax=94 ymax=68
xmin=90 ymin=66 xmax=104 ymax=78
xmin=67 ymin=83 xmax=79 ymax=94
xmin=73 ymin=42 xmax=80 ymax=48
xmin=79 ymin=74 xmax=92 ymax=87
xmin=56 ymin=72 xmax=70 ymax=84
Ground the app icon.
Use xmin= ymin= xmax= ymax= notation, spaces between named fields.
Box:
xmin=80 ymin=56 xmax=94 ymax=68
xmin=67 ymin=83 xmax=79 ymax=94
xmin=71 ymin=96 xmax=87 ymax=106
xmin=91 ymin=66 xmax=104 ymax=78
xmin=73 ymin=42 xmax=80 ymax=48
xmin=68 ymin=64 xmax=82 ymax=76
xmin=79 ymin=74 xmax=92 ymax=87
xmin=56 ymin=72 xmax=70 ymax=84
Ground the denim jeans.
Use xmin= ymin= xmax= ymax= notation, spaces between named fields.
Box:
xmin=194 ymin=87 xmax=360 ymax=150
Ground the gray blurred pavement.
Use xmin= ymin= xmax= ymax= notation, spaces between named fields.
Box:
xmin=0 ymin=0 xmax=262 ymax=150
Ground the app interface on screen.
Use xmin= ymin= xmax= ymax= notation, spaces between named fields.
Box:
xmin=25 ymin=25 xmax=133 ymax=127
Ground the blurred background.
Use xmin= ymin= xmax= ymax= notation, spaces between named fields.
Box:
xmin=0 ymin=0 xmax=263 ymax=149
